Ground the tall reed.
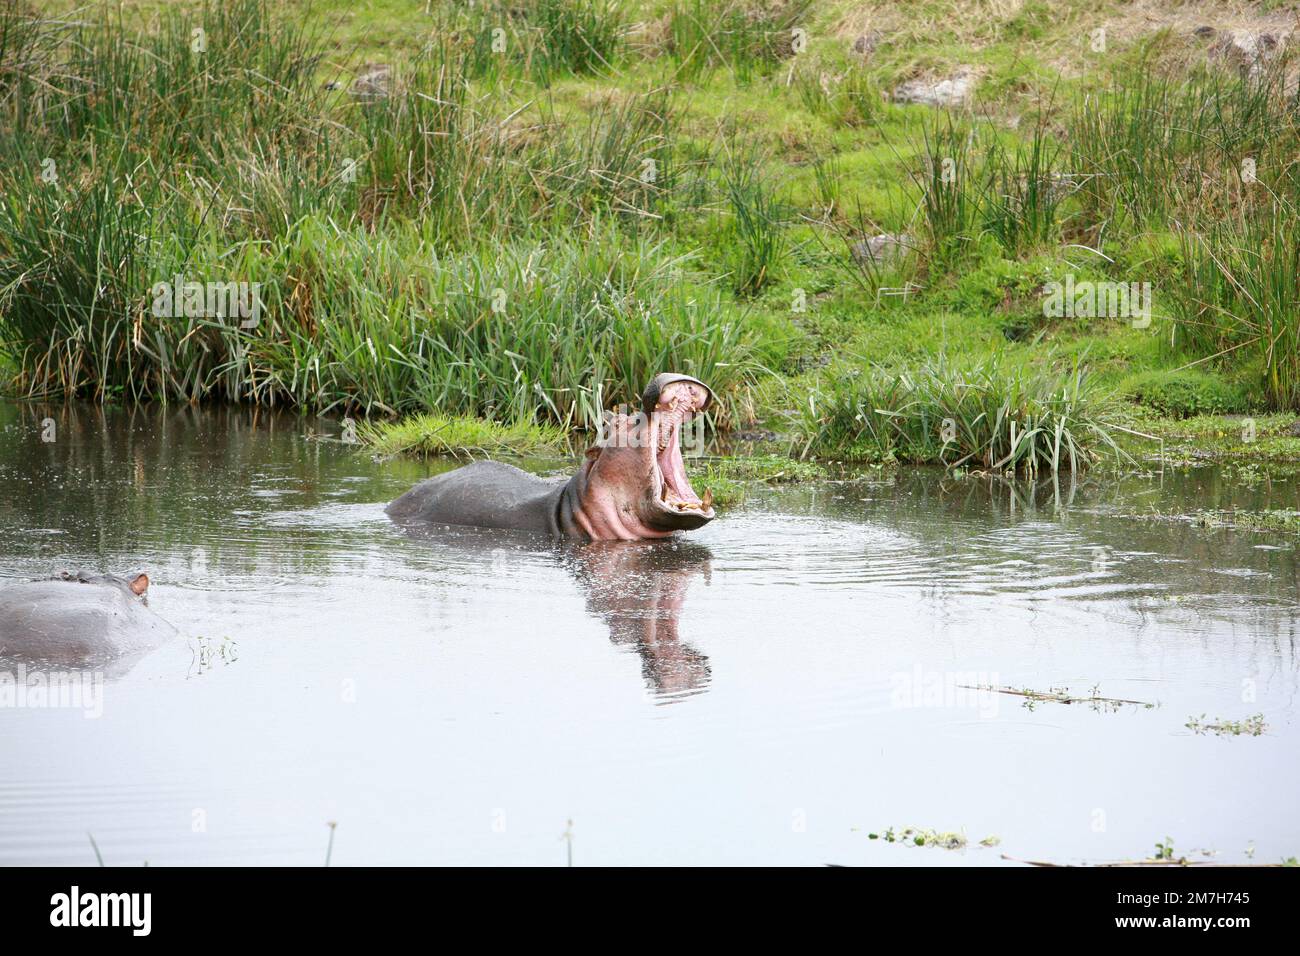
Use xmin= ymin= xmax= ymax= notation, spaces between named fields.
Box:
xmin=0 ymin=1 xmax=747 ymax=419
xmin=1172 ymin=206 xmax=1300 ymax=410
xmin=804 ymin=355 xmax=1122 ymax=473
xmin=1067 ymin=54 xmax=1298 ymax=232
xmin=666 ymin=0 xmax=810 ymax=83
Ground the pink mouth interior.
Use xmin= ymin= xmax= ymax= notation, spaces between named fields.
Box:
xmin=654 ymin=384 xmax=709 ymax=510
xmin=657 ymin=416 xmax=701 ymax=505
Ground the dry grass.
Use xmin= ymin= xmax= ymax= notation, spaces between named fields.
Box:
xmin=1099 ymin=0 xmax=1297 ymax=45
xmin=829 ymin=0 xmax=1090 ymax=49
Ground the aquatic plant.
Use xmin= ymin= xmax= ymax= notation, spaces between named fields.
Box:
xmin=1185 ymin=714 xmax=1267 ymax=737
xmin=694 ymin=454 xmax=827 ymax=505
xmin=867 ymin=826 xmax=1000 ymax=850
xmin=961 ymin=683 xmax=1156 ymax=711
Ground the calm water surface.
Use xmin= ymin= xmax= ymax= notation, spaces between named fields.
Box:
xmin=1 ymin=403 xmax=1297 ymax=865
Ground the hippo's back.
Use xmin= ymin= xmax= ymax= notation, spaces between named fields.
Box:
xmin=0 ymin=580 xmax=177 ymax=663
xmin=385 ymin=460 xmax=565 ymax=535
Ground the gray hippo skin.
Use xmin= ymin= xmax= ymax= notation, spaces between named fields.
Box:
xmin=386 ymin=373 xmax=718 ymax=541
xmin=386 ymin=459 xmax=570 ymax=536
xmin=0 ymin=571 xmax=177 ymax=664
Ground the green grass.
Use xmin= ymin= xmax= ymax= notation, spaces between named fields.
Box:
xmin=803 ymin=355 xmax=1124 ymax=474
xmin=664 ymin=0 xmax=811 ymax=84
xmin=695 ymin=453 xmax=827 ymax=504
xmin=718 ymin=137 xmax=790 ymax=296
xmin=1128 ymin=413 xmax=1300 ymax=465
xmin=1172 ymin=207 xmax=1300 ymax=412
xmin=518 ymin=0 xmax=627 ymax=82
xmin=1068 ymin=51 xmax=1297 ymax=234
xmin=359 ymin=413 xmax=566 ymax=458
xmin=0 ymin=2 xmax=773 ymax=422
xmin=6 ymin=0 xmax=1300 ymax=467
xmin=1122 ymin=369 xmax=1248 ymax=419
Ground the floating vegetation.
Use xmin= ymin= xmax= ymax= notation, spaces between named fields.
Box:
xmin=959 ymin=683 xmax=1156 ymax=712
xmin=866 ymin=826 xmax=1000 ymax=851
xmin=694 ymin=454 xmax=827 ymax=506
xmin=1185 ymin=714 xmax=1267 ymax=737
xmin=1111 ymin=507 xmax=1300 ymax=538
xmin=1003 ymin=836 xmax=1298 ymax=867
xmin=1194 ymin=511 xmax=1300 ymax=534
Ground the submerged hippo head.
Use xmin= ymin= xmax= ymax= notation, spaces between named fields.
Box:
xmin=570 ymin=373 xmax=716 ymax=539
xmin=58 ymin=569 xmax=152 ymax=601
xmin=0 ymin=569 xmax=173 ymax=665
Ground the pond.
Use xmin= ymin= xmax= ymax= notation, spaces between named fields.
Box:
xmin=0 ymin=402 xmax=1296 ymax=865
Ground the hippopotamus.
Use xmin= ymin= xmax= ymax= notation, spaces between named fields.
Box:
xmin=386 ymin=373 xmax=717 ymax=540
xmin=0 ymin=571 xmax=177 ymax=664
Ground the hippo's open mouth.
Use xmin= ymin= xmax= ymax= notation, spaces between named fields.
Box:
xmin=652 ymin=387 xmax=714 ymax=518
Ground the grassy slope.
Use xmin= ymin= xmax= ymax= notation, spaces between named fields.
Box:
xmin=22 ymin=0 xmax=1300 ymax=470
xmin=284 ymin=0 xmax=1289 ymax=406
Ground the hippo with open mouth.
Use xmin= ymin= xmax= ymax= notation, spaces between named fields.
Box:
xmin=385 ymin=373 xmax=716 ymax=540
xmin=0 ymin=571 xmax=177 ymax=663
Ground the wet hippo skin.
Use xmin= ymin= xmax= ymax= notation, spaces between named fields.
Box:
xmin=0 ymin=571 xmax=177 ymax=664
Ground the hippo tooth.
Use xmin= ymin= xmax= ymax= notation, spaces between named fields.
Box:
xmin=702 ymin=488 xmax=713 ymax=509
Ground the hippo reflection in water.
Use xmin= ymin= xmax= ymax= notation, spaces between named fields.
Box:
xmin=393 ymin=519 xmax=714 ymax=697
xmin=567 ymin=541 xmax=712 ymax=698
xmin=387 ymin=374 xmax=717 ymax=540
xmin=0 ymin=571 xmax=177 ymax=666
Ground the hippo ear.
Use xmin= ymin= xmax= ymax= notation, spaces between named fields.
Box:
xmin=584 ymin=445 xmax=602 ymax=461
xmin=129 ymin=573 xmax=150 ymax=596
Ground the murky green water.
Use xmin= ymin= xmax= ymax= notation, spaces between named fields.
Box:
xmin=0 ymin=402 xmax=1297 ymax=865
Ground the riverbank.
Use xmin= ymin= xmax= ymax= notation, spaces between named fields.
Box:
xmin=4 ymin=0 xmax=1300 ymax=474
